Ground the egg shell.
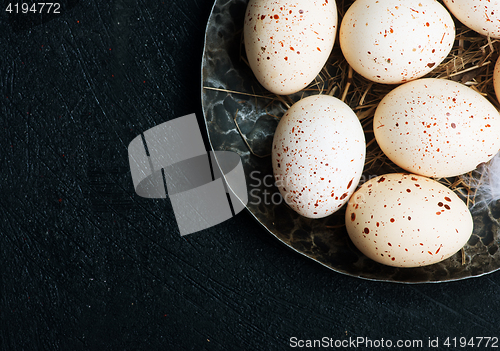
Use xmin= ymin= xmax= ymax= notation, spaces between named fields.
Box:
xmin=339 ymin=0 xmax=455 ymax=84
xmin=345 ymin=173 xmax=473 ymax=268
xmin=443 ymin=0 xmax=500 ymax=39
xmin=244 ymin=0 xmax=337 ymax=95
xmin=494 ymin=56 xmax=500 ymax=103
xmin=272 ymin=95 xmax=366 ymax=218
xmin=374 ymin=78 xmax=500 ymax=178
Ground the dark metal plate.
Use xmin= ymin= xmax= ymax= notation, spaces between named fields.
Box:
xmin=201 ymin=0 xmax=500 ymax=283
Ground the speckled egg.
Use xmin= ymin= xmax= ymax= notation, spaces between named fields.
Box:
xmin=345 ymin=173 xmax=473 ymax=268
xmin=374 ymin=78 xmax=500 ymax=178
xmin=443 ymin=0 xmax=500 ymax=39
xmin=339 ymin=0 xmax=455 ymax=84
xmin=272 ymin=95 xmax=366 ymax=218
xmin=244 ymin=0 xmax=337 ymax=95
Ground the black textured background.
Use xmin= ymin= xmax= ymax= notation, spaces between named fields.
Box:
xmin=1 ymin=1 xmax=500 ymax=350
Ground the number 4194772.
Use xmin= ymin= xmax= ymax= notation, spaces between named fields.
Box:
xmin=6 ymin=3 xmax=61 ymax=14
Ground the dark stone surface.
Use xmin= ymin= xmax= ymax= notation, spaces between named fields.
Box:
xmin=1 ymin=1 xmax=500 ymax=350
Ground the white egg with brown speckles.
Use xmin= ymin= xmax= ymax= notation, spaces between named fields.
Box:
xmin=272 ymin=95 xmax=366 ymax=218
xmin=346 ymin=173 xmax=473 ymax=268
xmin=443 ymin=0 xmax=500 ymax=39
xmin=244 ymin=0 xmax=337 ymax=95
xmin=339 ymin=0 xmax=455 ymax=84
xmin=374 ymin=78 xmax=500 ymax=178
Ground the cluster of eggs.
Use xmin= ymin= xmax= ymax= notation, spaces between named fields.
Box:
xmin=244 ymin=0 xmax=500 ymax=268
